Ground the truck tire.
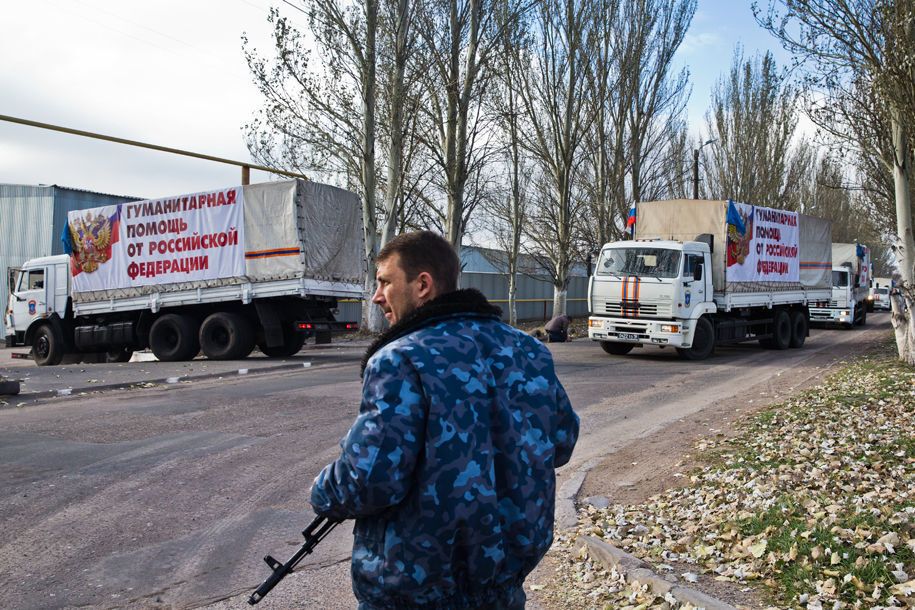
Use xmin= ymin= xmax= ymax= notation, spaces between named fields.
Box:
xmin=33 ymin=324 xmax=65 ymax=366
xmin=857 ymin=307 xmax=867 ymax=326
xmin=767 ymin=309 xmax=792 ymax=349
xmin=676 ymin=317 xmax=715 ymax=360
xmin=258 ymin=331 xmax=306 ymax=358
xmin=150 ymin=314 xmax=200 ymax=362
xmin=600 ymin=341 xmax=634 ymax=356
xmin=789 ymin=311 xmax=808 ymax=348
xmin=199 ymin=312 xmax=255 ymax=360
xmin=0 ymin=379 xmax=21 ymax=395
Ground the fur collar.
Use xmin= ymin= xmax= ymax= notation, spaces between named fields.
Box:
xmin=360 ymin=288 xmax=502 ymax=376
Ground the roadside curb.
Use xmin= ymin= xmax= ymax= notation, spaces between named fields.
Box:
xmin=581 ymin=535 xmax=737 ymax=610
xmin=3 ymin=360 xmax=318 ymax=404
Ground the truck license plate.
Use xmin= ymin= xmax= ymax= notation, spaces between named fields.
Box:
xmin=618 ymin=332 xmax=639 ymax=341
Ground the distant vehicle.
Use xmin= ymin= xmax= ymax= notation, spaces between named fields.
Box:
xmin=810 ymin=243 xmax=871 ymax=328
xmin=588 ymin=200 xmax=832 ymax=360
xmin=5 ymin=180 xmax=363 ymax=365
xmin=868 ymin=276 xmax=893 ymax=312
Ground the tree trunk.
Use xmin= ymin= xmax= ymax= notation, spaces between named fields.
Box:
xmin=361 ymin=0 xmax=381 ymax=332
xmin=889 ymin=110 xmax=915 ymax=364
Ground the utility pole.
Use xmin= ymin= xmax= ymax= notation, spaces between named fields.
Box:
xmin=692 ymin=138 xmax=717 ymax=199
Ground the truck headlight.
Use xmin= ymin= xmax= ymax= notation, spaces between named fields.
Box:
xmin=660 ymin=324 xmax=680 ymax=333
xmin=841 ymin=311 xmax=849 ymax=317
xmin=588 ymin=319 xmax=603 ymax=328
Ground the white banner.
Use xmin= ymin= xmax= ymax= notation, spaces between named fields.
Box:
xmin=726 ymin=201 xmax=799 ymax=283
xmin=69 ymin=187 xmax=245 ymax=292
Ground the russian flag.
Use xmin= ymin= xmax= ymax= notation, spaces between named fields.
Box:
xmin=626 ymin=202 xmax=636 ymax=238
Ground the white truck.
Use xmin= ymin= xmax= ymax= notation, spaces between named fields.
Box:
xmin=869 ymin=276 xmax=893 ymax=312
xmin=5 ymin=180 xmax=364 ymax=365
xmin=810 ymin=243 xmax=870 ymax=328
xmin=588 ymin=199 xmax=832 ymax=360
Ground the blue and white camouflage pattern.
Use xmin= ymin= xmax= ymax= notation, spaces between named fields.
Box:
xmin=311 ymin=308 xmax=579 ymax=609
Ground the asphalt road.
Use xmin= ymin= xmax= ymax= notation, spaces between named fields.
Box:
xmin=0 ymin=315 xmax=893 ymax=609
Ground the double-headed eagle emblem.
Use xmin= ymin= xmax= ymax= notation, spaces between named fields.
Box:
xmin=69 ymin=211 xmax=112 ymax=274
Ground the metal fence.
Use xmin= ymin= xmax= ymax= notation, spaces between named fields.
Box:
xmin=338 ymin=272 xmax=590 ymax=324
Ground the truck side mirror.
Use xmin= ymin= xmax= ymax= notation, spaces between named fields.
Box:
xmin=693 ymin=263 xmax=703 ymax=282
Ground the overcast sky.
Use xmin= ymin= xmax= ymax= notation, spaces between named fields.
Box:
xmin=0 ymin=0 xmax=791 ymax=200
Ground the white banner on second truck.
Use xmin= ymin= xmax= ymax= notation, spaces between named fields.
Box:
xmin=66 ymin=187 xmax=246 ymax=293
xmin=725 ymin=201 xmax=799 ymax=283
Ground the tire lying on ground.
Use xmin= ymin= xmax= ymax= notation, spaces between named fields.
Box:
xmin=0 ymin=380 xmax=20 ymax=395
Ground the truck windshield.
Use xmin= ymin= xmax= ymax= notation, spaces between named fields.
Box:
xmin=832 ymin=271 xmax=849 ymax=288
xmin=597 ymin=247 xmax=681 ymax=279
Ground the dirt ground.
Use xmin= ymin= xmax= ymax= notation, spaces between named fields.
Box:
xmin=525 ymin=334 xmax=886 ymax=610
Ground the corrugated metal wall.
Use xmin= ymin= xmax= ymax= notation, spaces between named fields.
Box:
xmin=1 ymin=185 xmax=139 ymax=336
xmin=337 ymin=272 xmax=590 ymax=325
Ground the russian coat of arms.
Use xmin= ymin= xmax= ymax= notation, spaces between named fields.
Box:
xmin=69 ymin=211 xmax=113 ymax=274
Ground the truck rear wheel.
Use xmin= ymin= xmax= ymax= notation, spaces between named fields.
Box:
xmin=600 ymin=341 xmax=634 ymax=356
xmin=764 ymin=309 xmax=792 ymax=350
xmin=789 ymin=311 xmax=808 ymax=348
xmin=199 ymin=312 xmax=255 ymax=360
xmin=150 ymin=314 xmax=200 ymax=362
xmin=676 ymin=317 xmax=715 ymax=360
xmin=258 ymin=330 xmax=306 ymax=358
xmin=33 ymin=324 xmax=65 ymax=366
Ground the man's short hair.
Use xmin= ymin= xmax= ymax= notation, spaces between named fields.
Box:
xmin=377 ymin=231 xmax=460 ymax=293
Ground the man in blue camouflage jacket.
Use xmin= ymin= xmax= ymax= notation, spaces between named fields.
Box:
xmin=311 ymin=231 xmax=579 ymax=609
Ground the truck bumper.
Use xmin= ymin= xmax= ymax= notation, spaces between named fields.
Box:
xmin=588 ymin=316 xmax=694 ymax=348
xmin=810 ymin=308 xmax=852 ymax=324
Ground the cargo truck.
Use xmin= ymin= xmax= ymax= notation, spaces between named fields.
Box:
xmin=810 ymin=243 xmax=870 ymax=328
xmin=5 ymin=180 xmax=364 ymax=365
xmin=588 ymin=200 xmax=832 ymax=360
xmin=868 ymin=276 xmax=893 ymax=312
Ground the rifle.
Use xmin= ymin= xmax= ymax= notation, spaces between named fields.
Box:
xmin=248 ymin=515 xmax=340 ymax=605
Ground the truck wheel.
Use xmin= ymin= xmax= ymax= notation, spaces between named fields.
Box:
xmin=199 ymin=312 xmax=255 ymax=360
xmin=789 ymin=311 xmax=808 ymax=348
xmin=150 ymin=314 xmax=200 ymax=362
xmin=768 ymin=309 xmax=792 ymax=349
xmin=600 ymin=341 xmax=634 ymax=356
xmin=0 ymin=379 xmax=21 ymax=395
xmin=106 ymin=347 xmax=134 ymax=363
xmin=857 ymin=307 xmax=867 ymax=326
xmin=258 ymin=331 xmax=306 ymax=358
xmin=676 ymin=317 xmax=715 ymax=360
xmin=33 ymin=324 xmax=65 ymax=366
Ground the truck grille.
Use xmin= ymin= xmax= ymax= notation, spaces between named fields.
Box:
xmin=830 ymin=300 xmax=840 ymax=307
xmin=603 ymin=301 xmax=669 ymax=318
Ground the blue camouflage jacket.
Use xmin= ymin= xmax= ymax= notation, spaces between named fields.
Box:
xmin=311 ymin=289 xmax=579 ymax=609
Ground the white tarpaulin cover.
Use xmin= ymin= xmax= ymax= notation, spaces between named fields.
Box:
xmin=635 ymin=199 xmax=832 ymax=293
xmin=69 ymin=180 xmax=364 ymax=303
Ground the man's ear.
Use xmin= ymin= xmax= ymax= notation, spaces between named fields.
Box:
xmin=416 ymin=271 xmax=436 ymax=300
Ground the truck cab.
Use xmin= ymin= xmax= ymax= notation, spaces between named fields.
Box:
xmin=810 ymin=266 xmax=863 ymax=328
xmin=5 ymin=255 xmax=71 ymax=349
xmin=588 ymin=240 xmax=713 ymax=356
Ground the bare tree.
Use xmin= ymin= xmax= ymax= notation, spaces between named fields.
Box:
xmin=625 ymin=0 xmax=695 ymax=205
xmin=412 ymin=0 xmax=531 ymax=250
xmin=516 ymin=0 xmax=595 ymax=317
xmin=754 ymin=0 xmax=915 ymax=362
xmin=700 ymin=48 xmax=811 ymax=208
